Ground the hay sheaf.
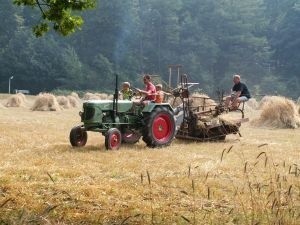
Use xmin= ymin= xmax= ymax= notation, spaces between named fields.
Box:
xmin=17 ymin=93 xmax=26 ymax=103
xmin=258 ymin=95 xmax=274 ymax=109
xmin=243 ymin=98 xmax=259 ymax=114
xmin=297 ymin=97 xmax=300 ymax=114
xmin=95 ymin=93 xmax=108 ymax=100
xmin=5 ymin=93 xmax=26 ymax=107
xmin=83 ymin=92 xmax=101 ymax=100
xmin=70 ymin=92 xmax=80 ymax=100
xmin=107 ymin=94 xmax=114 ymax=100
xmin=56 ymin=96 xmax=71 ymax=109
xmin=32 ymin=93 xmax=61 ymax=111
xmin=67 ymin=95 xmax=81 ymax=108
xmin=252 ymin=96 xmax=300 ymax=129
xmin=83 ymin=92 xmax=113 ymax=100
xmin=246 ymin=98 xmax=258 ymax=110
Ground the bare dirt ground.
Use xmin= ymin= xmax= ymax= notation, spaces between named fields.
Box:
xmin=0 ymin=95 xmax=299 ymax=224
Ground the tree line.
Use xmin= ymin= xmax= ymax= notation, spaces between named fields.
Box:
xmin=0 ymin=0 xmax=299 ymax=99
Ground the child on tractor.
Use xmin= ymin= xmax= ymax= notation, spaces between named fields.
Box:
xmin=120 ymin=82 xmax=133 ymax=100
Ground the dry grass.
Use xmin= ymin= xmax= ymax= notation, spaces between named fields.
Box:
xmin=0 ymin=97 xmax=299 ymax=224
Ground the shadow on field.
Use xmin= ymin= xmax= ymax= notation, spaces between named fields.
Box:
xmin=51 ymin=144 xmax=107 ymax=153
xmin=69 ymin=145 xmax=107 ymax=152
xmin=172 ymin=137 xmax=240 ymax=145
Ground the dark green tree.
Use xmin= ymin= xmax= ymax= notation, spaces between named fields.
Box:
xmin=263 ymin=0 xmax=300 ymax=98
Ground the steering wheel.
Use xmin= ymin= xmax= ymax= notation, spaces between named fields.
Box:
xmin=131 ymin=87 xmax=143 ymax=100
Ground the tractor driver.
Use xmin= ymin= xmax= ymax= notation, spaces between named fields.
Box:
xmin=136 ymin=74 xmax=156 ymax=104
xmin=224 ymin=74 xmax=251 ymax=110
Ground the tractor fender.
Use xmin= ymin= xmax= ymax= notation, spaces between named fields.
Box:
xmin=142 ymin=103 xmax=174 ymax=113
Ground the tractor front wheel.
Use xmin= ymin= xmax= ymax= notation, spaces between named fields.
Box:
xmin=70 ymin=126 xmax=87 ymax=147
xmin=142 ymin=107 xmax=176 ymax=148
xmin=105 ymin=128 xmax=122 ymax=150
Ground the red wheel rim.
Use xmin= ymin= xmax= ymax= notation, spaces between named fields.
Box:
xmin=152 ymin=113 xmax=173 ymax=142
xmin=110 ymin=133 xmax=121 ymax=149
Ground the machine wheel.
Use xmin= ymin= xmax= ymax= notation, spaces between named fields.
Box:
xmin=105 ymin=128 xmax=122 ymax=150
xmin=122 ymin=130 xmax=141 ymax=144
xmin=70 ymin=126 xmax=87 ymax=147
xmin=142 ymin=107 xmax=176 ymax=148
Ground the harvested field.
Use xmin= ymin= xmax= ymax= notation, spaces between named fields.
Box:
xmin=0 ymin=96 xmax=299 ymax=224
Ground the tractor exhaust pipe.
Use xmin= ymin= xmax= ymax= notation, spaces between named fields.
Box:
xmin=113 ymin=74 xmax=118 ymax=122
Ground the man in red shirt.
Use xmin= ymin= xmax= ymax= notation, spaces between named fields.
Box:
xmin=137 ymin=74 xmax=156 ymax=103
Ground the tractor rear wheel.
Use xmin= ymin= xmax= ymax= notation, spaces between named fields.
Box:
xmin=142 ymin=107 xmax=176 ymax=148
xmin=105 ymin=128 xmax=122 ymax=150
xmin=70 ymin=126 xmax=87 ymax=147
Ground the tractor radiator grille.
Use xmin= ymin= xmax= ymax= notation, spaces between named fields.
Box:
xmin=84 ymin=107 xmax=95 ymax=120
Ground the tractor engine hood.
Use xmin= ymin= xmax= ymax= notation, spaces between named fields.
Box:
xmin=83 ymin=100 xmax=133 ymax=112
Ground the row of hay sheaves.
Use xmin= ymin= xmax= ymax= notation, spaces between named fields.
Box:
xmin=1 ymin=92 xmax=300 ymax=129
xmin=1 ymin=92 xmax=114 ymax=111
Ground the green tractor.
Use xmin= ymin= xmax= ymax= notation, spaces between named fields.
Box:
xmin=69 ymin=77 xmax=176 ymax=150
